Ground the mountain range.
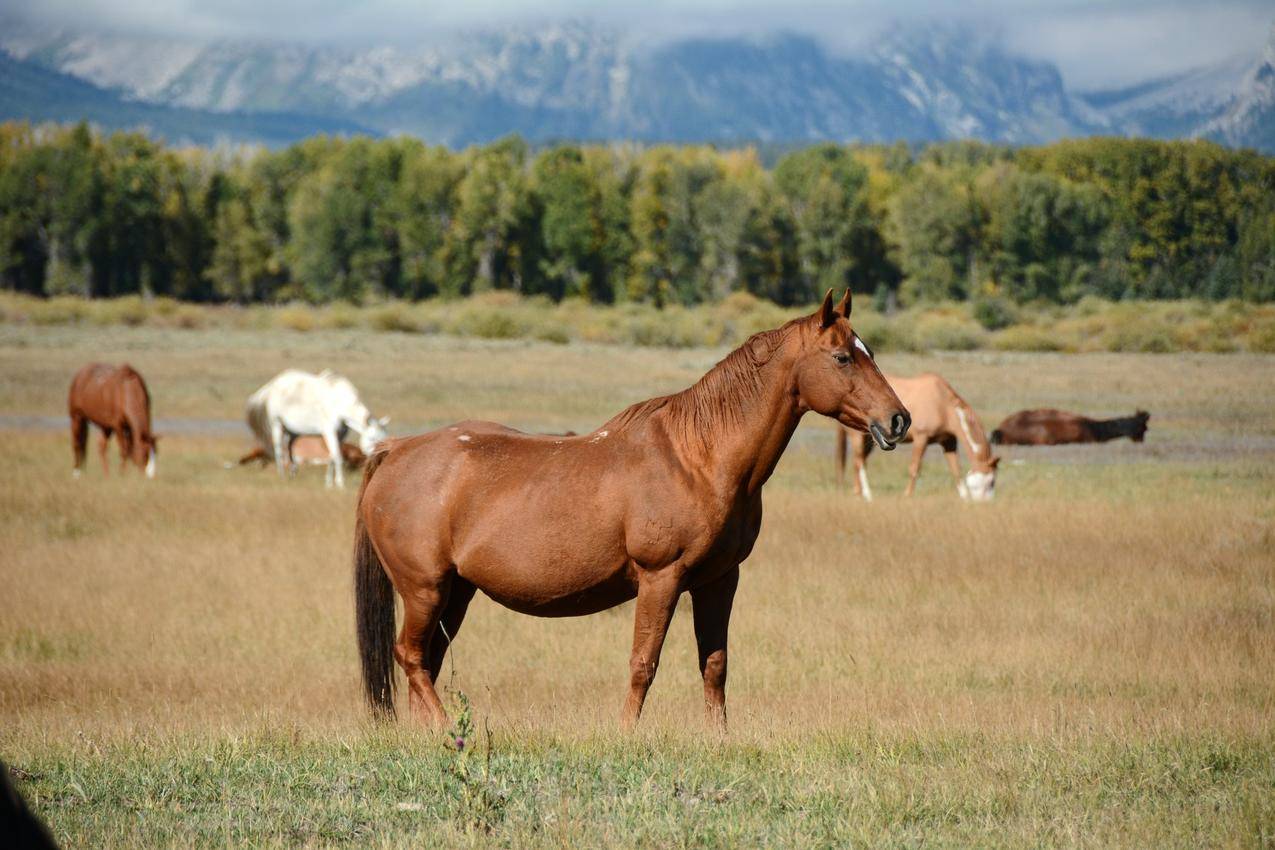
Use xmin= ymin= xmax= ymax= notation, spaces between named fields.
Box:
xmin=1 ymin=17 xmax=1272 ymax=152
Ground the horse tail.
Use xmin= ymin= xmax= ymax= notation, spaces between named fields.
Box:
xmin=354 ymin=449 xmax=396 ymax=719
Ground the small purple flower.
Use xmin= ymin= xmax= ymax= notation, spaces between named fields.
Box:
xmin=454 ymin=736 xmax=465 ymax=751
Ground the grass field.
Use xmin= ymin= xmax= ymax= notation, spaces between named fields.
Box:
xmin=2 ymin=322 xmax=1274 ymax=847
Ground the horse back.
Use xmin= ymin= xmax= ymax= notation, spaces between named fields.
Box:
xmin=69 ymin=363 xmax=148 ymax=429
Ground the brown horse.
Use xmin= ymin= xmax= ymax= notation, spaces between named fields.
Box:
xmin=68 ymin=363 xmax=158 ymax=478
xmin=992 ymin=409 xmax=1149 ymax=445
xmin=237 ymin=436 xmax=368 ymax=470
xmin=836 ymin=373 xmax=999 ymax=501
xmin=354 ymin=291 xmax=909 ymax=730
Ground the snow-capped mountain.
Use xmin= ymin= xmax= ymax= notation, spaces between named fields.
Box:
xmin=0 ymin=16 xmax=1270 ymax=151
xmin=1080 ymin=23 xmax=1275 ymax=152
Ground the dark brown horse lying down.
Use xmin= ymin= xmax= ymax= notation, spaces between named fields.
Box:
xmin=238 ymin=436 xmax=368 ymax=470
xmin=991 ymin=409 xmax=1149 ymax=445
xmin=68 ymin=363 xmax=158 ymax=478
xmin=355 ymin=291 xmax=910 ymax=730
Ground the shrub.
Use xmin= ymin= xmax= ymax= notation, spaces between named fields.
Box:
xmin=27 ymin=296 xmax=89 ymax=325
xmin=91 ymin=296 xmax=148 ymax=326
xmin=367 ymin=303 xmax=421 ymax=333
xmin=449 ymin=308 xmax=522 ymax=340
xmin=990 ymin=325 xmax=1065 ymax=352
xmin=1247 ymin=320 xmax=1275 ymax=353
xmin=911 ymin=313 xmax=985 ymax=351
xmin=275 ymin=304 xmax=317 ymax=332
xmin=972 ymin=296 xmax=1018 ymax=330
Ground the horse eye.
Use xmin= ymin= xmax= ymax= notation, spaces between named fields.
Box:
xmin=833 ymin=351 xmax=851 ymax=365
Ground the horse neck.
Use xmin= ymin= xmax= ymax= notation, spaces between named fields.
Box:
xmin=1089 ymin=416 xmax=1135 ymax=441
xmin=952 ymin=401 xmax=993 ymax=467
xmin=661 ymin=333 xmax=805 ymax=498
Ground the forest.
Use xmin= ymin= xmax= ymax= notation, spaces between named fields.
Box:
xmin=2 ymin=121 xmax=1273 ymax=307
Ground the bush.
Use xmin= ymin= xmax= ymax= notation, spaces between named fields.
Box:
xmin=1104 ymin=319 xmax=1175 ymax=353
xmin=972 ymin=296 xmax=1018 ymax=331
xmin=449 ymin=308 xmax=522 ymax=340
xmin=91 ymin=295 xmax=148 ymax=326
xmin=990 ymin=325 xmax=1065 ymax=352
xmin=911 ymin=313 xmax=985 ymax=351
xmin=275 ymin=304 xmax=317 ymax=332
xmin=367 ymin=303 xmax=422 ymax=333
xmin=27 ymin=296 xmax=89 ymax=325
xmin=1247 ymin=320 xmax=1275 ymax=353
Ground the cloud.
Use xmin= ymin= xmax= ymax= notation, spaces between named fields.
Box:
xmin=2 ymin=0 xmax=1268 ymax=88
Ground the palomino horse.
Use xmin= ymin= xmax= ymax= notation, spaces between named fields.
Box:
xmin=236 ymin=436 xmax=368 ymax=471
xmin=246 ymin=369 xmax=388 ymax=489
xmin=355 ymin=291 xmax=910 ymax=730
xmin=992 ymin=409 xmax=1149 ymax=445
xmin=836 ymin=373 xmax=999 ymax=501
xmin=68 ymin=363 xmax=158 ymax=478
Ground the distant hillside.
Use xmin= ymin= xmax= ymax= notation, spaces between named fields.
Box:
xmin=1 ymin=17 xmax=1271 ymax=151
xmin=0 ymin=49 xmax=377 ymax=146
xmin=1080 ymin=23 xmax=1275 ymax=152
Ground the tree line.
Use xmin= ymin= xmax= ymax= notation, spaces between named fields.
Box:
xmin=2 ymin=121 xmax=1273 ymax=306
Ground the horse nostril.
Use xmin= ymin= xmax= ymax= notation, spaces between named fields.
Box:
xmin=892 ymin=412 xmax=909 ymax=438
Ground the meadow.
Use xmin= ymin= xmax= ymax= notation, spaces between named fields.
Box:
xmin=1 ymin=320 xmax=1273 ymax=847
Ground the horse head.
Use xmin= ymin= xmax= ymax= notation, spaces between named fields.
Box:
xmin=1131 ymin=410 xmax=1150 ymax=442
xmin=962 ymin=455 xmax=999 ymax=502
xmin=138 ymin=433 xmax=159 ymax=479
xmin=795 ymin=290 xmax=909 ymax=450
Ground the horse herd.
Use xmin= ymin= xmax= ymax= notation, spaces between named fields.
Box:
xmin=65 ymin=291 xmax=1149 ymax=730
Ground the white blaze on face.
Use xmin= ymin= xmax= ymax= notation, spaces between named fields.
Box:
xmin=857 ymin=467 xmax=873 ymax=502
xmin=145 ymin=447 xmax=156 ymax=479
xmin=964 ymin=470 xmax=995 ymax=501
xmin=854 ymin=337 xmax=871 ymax=358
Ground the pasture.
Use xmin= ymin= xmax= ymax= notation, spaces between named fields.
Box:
xmin=2 ymin=322 xmax=1274 ymax=847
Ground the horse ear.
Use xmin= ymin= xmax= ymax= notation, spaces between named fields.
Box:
xmin=818 ymin=289 xmax=836 ymax=328
xmin=989 ymin=456 xmax=1001 ymax=469
xmin=836 ymin=289 xmax=852 ymax=318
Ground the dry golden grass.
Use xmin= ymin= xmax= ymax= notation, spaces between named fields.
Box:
xmin=1 ymin=323 xmax=1273 ymax=847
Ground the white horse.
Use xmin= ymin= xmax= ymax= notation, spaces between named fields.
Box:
xmin=245 ymin=369 xmax=389 ymax=488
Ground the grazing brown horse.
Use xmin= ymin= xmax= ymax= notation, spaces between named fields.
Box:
xmin=68 ymin=363 xmax=158 ymax=478
xmin=836 ymin=373 xmax=999 ymax=501
xmin=992 ymin=409 xmax=1149 ymax=445
xmin=354 ymin=291 xmax=910 ymax=730
xmin=237 ymin=436 xmax=368 ymax=470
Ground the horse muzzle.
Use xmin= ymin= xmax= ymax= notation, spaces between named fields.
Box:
xmin=869 ymin=411 xmax=910 ymax=451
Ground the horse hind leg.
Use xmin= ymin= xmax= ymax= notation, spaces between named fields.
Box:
xmin=394 ymin=569 xmax=460 ymax=728
xmin=426 ymin=578 xmax=477 ymax=689
xmin=97 ymin=427 xmax=113 ymax=477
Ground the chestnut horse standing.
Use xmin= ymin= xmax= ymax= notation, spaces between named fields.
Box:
xmin=354 ymin=292 xmax=910 ymax=730
xmin=68 ymin=363 xmax=157 ymax=478
xmin=836 ymin=373 xmax=999 ymax=501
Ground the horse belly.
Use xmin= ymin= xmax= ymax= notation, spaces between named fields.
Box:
xmin=477 ymin=565 xmax=638 ymax=617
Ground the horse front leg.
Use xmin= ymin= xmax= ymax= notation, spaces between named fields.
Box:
xmin=70 ymin=413 xmax=88 ymax=478
xmin=691 ymin=567 xmax=739 ymax=730
xmin=621 ymin=569 xmax=683 ymax=730
xmin=904 ymin=435 xmax=928 ymax=497
xmin=322 ymin=429 xmax=343 ymax=489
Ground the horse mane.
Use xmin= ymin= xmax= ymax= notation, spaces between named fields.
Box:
xmin=601 ymin=317 xmax=807 ymax=450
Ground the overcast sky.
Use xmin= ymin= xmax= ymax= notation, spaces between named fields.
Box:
xmin=4 ymin=0 xmax=1271 ymax=89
